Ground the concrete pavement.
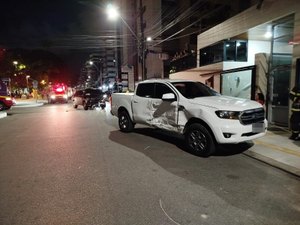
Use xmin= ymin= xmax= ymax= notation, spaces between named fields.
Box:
xmin=1 ymin=99 xmax=300 ymax=177
xmin=245 ymin=125 xmax=300 ymax=177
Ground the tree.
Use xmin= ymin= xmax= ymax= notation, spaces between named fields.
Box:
xmin=0 ymin=48 xmax=72 ymax=92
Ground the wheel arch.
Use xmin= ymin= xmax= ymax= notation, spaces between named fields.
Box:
xmin=118 ymin=106 xmax=134 ymax=122
xmin=183 ymin=117 xmax=216 ymax=142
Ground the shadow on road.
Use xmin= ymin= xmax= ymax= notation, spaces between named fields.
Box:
xmin=109 ymin=127 xmax=252 ymax=157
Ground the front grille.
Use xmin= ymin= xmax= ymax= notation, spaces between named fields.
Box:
xmin=240 ymin=108 xmax=265 ymax=125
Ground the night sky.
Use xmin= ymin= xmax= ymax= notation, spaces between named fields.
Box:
xmin=0 ymin=0 xmax=111 ymax=49
xmin=0 ymin=0 xmax=113 ymax=83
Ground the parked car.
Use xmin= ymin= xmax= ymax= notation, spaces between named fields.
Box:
xmin=72 ymin=88 xmax=106 ymax=110
xmin=0 ymin=95 xmax=15 ymax=111
xmin=111 ymin=79 xmax=267 ymax=157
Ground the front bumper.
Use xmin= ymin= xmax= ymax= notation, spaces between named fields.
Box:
xmin=212 ymin=119 xmax=268 ymax=144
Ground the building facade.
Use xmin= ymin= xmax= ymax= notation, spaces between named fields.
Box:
xmin=170 ymin=0 xmax=300 ymax=127
xmin=117 ymin=0 xmax=253 ymax=90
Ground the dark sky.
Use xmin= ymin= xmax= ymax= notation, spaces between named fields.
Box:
xmin=0 ymin=0 xmax=115 ymax=82
xmin=0 ymin=0 xmax=111 ymax=49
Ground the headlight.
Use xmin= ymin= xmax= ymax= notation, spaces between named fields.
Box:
xmin=215 ymin=110 xmax=240 ymax=119
xmin=103 ymin=94 xmax=107 ymax=98
xmin=5 ymin=97 xmax=12 ymax=101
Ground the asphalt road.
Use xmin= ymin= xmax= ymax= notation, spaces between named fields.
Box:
xmin=0 ymin=103 xmax=299 ymax=225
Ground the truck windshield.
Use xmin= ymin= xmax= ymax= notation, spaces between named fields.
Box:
xmin=171 ymin=81 xmax=220 ymax=99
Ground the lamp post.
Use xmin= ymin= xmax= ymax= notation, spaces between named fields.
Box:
xmin=106 ymin=3 xmax=146 ymax=81
xmin=26 ymin=75 xmax=30 ymax=94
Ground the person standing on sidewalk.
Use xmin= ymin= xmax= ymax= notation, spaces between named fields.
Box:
xmin=289 ymin=85 xmax=300 ymax=140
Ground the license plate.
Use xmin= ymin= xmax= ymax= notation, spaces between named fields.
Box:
xmin=252 ymin=122 xmax=265 ymax=133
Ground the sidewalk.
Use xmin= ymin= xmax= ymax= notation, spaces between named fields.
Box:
xmin=0 ymin=98 xmax=47 ymax=119
xmin=244 ymin=125 xmax=300 ymax=177
xmin=13 ymin=98 xmax=48 ymax=107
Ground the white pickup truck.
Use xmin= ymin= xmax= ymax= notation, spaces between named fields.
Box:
xmin=111 ymin=79 xmax=267 ymax=156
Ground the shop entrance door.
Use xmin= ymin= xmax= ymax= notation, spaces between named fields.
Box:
xmin=268 ymin=15 xmax=294 ymax=127
xmin=269 ymin=64 xmax=291 ymax=126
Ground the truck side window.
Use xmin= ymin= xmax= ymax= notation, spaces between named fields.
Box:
xmin=136 ymin=83 xmax=154 ymax=98
xmin=154 ymin=83 xmax=176 ymax=100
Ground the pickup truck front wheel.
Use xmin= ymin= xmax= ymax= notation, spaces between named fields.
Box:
xmin=118 ymin=111 xmax=134 ymax=132
xmin=185 ymin=123 xmax=215 ymax=157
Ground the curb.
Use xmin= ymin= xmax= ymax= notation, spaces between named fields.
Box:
xmin=0 ymin=112 xmax=7 ymax=119
xmin=243 ymin=150 xmax=300 ymax=177
xmin=13 ymin=103 xmax=45 ymax=108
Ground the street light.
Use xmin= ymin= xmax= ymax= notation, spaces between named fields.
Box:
xmin=106 ymin=4 xmax=146 ymax=81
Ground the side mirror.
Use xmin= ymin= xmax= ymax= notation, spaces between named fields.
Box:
xmin=162 ymin=93 xmax=176 ymax=101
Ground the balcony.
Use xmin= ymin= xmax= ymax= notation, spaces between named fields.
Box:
xmin=169 ymin=52 xmax=197 ymax=74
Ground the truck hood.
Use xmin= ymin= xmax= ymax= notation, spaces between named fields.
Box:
xmin=188 ymin=96 xmax=262 ymax=111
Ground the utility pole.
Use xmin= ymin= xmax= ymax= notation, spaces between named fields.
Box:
xmin=139 ymin=0 xmax=146 ymax=80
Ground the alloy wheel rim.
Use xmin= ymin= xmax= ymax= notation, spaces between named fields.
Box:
xmin=189 ymin=130 xmax=207 ymax=152
xmin=120 ymin=115 xmax=128 ymax=129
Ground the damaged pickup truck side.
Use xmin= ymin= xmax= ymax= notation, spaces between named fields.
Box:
xmin=111 ymin=79 xmax=267 ymax=156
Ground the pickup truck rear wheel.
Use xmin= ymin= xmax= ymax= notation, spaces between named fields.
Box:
xmin=185 ymin=123 xmax=215 ymax=157
xmin=118 ymin=111 xmax=134 ymax=132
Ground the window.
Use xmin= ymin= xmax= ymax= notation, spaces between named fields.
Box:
xmin=85 ymin=88 xmax=102 ymax=97
xmin=154 ymin=83 xmax=175 ymax=99
xmin=236 ymin=41 xmax=247 ymax=61
xmin=199 ymin=40 xmax=248 ymax=66
xmin=172 ymin=81 xmax=219 ymax=99
xmin=225 ymin=41 xmax=236 ymax=61
xmin=136 ymin=83 xmax=154 ymax=98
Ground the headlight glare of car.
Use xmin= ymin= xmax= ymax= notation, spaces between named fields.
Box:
xmin=215 ymin=110 xmax=240 ymax=119
xmin=5 ymin=97 xmax=12 ymax=101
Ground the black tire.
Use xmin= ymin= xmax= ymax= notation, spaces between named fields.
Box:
xmin=0 ymin=102 xmax=5 ymax=111
xmin=185 ymin=123 xmax=215 ymax=157
xmin=83 ymin=102 xmax=88 ymax=110
xmin=118 ymin=110 xmax=134 ymax=132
